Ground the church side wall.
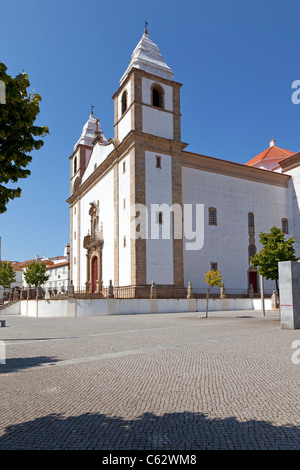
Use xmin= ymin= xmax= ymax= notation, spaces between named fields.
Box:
xmin=182 ymin=167 xmax=290 ymax=294
xmin=118 ymin=153 xmax=131 ymax=286
xmin=285 ymin=166 xmax=300 ymax=256
xmin=145 ymin=150 xmax=174 ymax=284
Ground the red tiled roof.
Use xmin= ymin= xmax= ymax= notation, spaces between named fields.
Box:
xmin=245 ymin=145 xmax=295 ymax=167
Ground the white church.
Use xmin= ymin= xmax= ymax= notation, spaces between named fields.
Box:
xmin=67 ymin=28 xmax=300 ymax=298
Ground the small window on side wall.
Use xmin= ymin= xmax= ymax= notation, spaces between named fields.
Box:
xmin=248 ymin=213 xmax=254 ymax=227
xmin=211 ymin=262 xmax=218 ymax=271
xmin=121 ymin=90 xmax=127 ymax=115
xmin=74 ymin=156 xmax=77 ymax=175
xmin=282 ymin=218 xmax=289 ymax=234
xmin=209 ymin=207 xmax=217 ymax=226
xmin=156 ymin=155 xmax=162 ymax=169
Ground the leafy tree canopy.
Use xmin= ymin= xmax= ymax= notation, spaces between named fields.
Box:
xmin=23 ymin=262 xmax=49 ymax=288
xmin=0 ymin=63 xmax=49 ymax=213
xmin=204 ymin=269 xmax=223 ymax=289
xmin=251 ymin=226 xmax=298 ymax=282
xmin=0 ymin=261 xmax=16 ymax=290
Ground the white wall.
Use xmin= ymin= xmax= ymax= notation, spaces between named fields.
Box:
xmin=142 ymin=77 xmax=173 ymax=139
xmin=285 ymin=166 xmax=300 ymax=256
xmin=118 ymin=153 xmax=131 ymax=286
xmin=17 ymin=297 xmax=273 ymax=318
xmin=182 ymin=167 xmax=290 ymax=294
xmin=142 ymin=107 xmax=173 ymax=140
xmin=145 ymin=151 xmax=174 ymax=284
xmin=79 ymin=170 xmax=115 ymax=289
xmin=118 ymin=81 xmax=132 ymax=143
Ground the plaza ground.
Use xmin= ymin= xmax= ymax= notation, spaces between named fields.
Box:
xmin=0 ymin=309 xmax=299 ymax=450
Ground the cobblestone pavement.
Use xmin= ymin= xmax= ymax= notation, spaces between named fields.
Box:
xmin=0 ymin=310 xmax=299 ymax=450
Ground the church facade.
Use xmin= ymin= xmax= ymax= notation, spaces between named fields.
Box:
xmin=67 ymin=30 xmax=300 ymax=297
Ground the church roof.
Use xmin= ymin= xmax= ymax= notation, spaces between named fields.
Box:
xmin=245 ymin=139 xmax=295 ymax=168
xmin=119 ymin=29 xmax=174 ymax=85
xmin=74 ymin=111 xmax=108 ymax=150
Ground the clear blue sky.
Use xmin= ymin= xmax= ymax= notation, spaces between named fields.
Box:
xmin=1 ymin=0 xmax=300 ymax=261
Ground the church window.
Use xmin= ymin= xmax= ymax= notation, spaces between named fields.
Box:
xmin=74 ymin=257 xmax=76 ymax=265
xmin=248 ymin=213 xmax=254 ymax=227
xmin=74 ymin=231 xmax=76 ymax=240
xmin=123 ymin=236 xmax=127 ymax=248
xmin=151 ymin=83 xmax=164 ymax=109
xmin=156 ymin=211 xmax=163 ymax=225
xmin=94 ymin=163 xmax=97 ymax=171
xmin=123 ymin=198 xmax=126 ymax=210
xmin=156 ymin=155 xmax=162 ymax=168
xmin=74 ymin=156 xmax=77 ymax=175
xmin=282 ymin=218 xmax=289 ymax=234
xmin=209 ymin=207 xmax=217 ymax=226
xmin=121 ymin=90 xmax=127 ymax=115
xmin=211 ymin=262 xmax=218 ymax=271
xmin=123 ymin=161 xmax=126 ymax=173
xmin=249 ymin=244 xmax=256 ymax=263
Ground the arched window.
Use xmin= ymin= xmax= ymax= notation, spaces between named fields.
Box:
xmin=151 ymin=83 xmax=164 ymax=109
xmin=209 ymin=207 xmax=217 ymax=226
xmin=121 ymin=90 xmax=127 ymax=115
xmin=74 ymin=156 xmax=77 ymax=175
xmin=282 ymin=218 xmax=289 ymax=234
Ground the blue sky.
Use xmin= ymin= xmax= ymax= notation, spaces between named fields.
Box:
xmin=1 ymin=0 xmax=300 ymax=261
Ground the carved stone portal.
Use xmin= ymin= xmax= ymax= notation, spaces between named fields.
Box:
xmin=83 ymin=202 xmax=104 ymax=293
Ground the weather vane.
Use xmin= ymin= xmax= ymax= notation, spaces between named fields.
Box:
xmin=145 ymin=20 xmax=148 ymax=34
xmin=91 ymin=105 xmax=95 ymax=115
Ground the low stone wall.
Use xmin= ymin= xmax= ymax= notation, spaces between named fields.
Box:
xmin=15 ymin=297 xmax=273 ymax=318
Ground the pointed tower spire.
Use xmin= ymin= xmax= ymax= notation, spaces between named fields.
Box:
xmin=119 ymin=30 xmax=174 ymax=85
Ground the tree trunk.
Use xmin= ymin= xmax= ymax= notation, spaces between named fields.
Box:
xmin=205 ymin=288 xmax=210 ymax=318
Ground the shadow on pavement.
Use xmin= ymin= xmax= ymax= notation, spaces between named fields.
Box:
xmin=0 ymin=356 xmax=58 ymax=373
xmin=0 ymin=411 xmax=299 ymax=450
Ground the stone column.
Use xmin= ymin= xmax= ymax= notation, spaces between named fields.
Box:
xmin=279 ymin=261 xmax=300 ymax=329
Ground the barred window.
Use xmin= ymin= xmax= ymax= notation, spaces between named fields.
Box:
xmin=248 ymin=213 xmax=254 ymax=227
xmin=282 ymin=218 xmax=289 ymax=234
xmin=209 ymin=207 xmax=217 ymax=226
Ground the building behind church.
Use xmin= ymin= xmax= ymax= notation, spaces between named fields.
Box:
xmin=67 ymin=29 xmax=300 ymax=298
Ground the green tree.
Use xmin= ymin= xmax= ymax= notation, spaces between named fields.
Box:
xmin=204 ymin=269 xmax=223 ymax=318
xmin=251 ymin=226 xmax=298 ymax=296
xmin=0 ymin=63 xmax=49 ymax=213
xmin=23 ymin=262 xmax=49 ymax=288
xmin=0 ymin=261 xmax=16 ymax=295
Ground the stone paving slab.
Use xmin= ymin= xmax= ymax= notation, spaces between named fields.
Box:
xmin=0 ymin=310 xmax=299 ymax=450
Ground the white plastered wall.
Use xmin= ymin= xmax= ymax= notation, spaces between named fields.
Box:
xmin=142 ymin=77 xmax=173 ymax=139
xmin=79 ymin=170 xmax=115 ymax=288
xmin=182 ymin=167 xmax=291 ymax=294
xmin=118 ymin=81 xmax=132 ymax=143
xmin=145 ymin=151 xmax=174 ymax=284
xmin=118 ymin=153 xmax=131 ymax=286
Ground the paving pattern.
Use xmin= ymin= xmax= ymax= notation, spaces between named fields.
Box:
xmin=0 ymin=310 xmax=299 ymax=450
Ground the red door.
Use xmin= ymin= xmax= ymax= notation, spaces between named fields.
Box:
xmin=249 ymin=271 xmax=258 ymax=293
xmin=92 ymin=257 xmax=98 ymax=293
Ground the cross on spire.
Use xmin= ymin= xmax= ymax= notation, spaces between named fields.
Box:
xmin=144 ymin=20 xmax=148 ymax=34
xmin=91 ymin=105 xmax=95 ymax=115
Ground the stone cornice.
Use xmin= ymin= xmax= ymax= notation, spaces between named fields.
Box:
xmin=182 ymin=150 xmax=290 ymax=188
xmin=67 ymin=131 xmax=188 ymax=206
xmin=112 ymin=67 xmax=182 ymax=100
xmin=279 ymin=151 xmax=300 ymax=172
